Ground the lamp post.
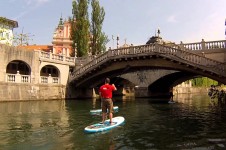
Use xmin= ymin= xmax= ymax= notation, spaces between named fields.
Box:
xmin=117 ymin=35 xmax=119 ymax=48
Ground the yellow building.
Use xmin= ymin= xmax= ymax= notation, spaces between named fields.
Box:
xmin=0 ymin=17 xmax=18 ymax=46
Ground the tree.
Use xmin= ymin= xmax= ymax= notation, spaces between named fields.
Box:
xmin=71 ymin=0 xmax=90 ymax=57
xmin=191 ymin=77 xmax=218 ymax=87
xmin=91 ymin=0 xmax=109 ymax=55
xmin=13 ymin=28 xmax=34 ymax=46
xmin=69 ymin=17 xmax=76 ymax=57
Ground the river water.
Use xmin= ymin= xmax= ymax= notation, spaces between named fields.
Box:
xmin=0 ymin=94 xmax=226 ymax=150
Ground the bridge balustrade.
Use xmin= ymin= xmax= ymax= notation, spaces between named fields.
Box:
xmin=157 ymin=44 xmax=225 ymax=73
xmin=181 ymin=40 xmax=226 ymax=50
xmin=65 ymin=56 xmax=75 ymax=63
xmin=72 ymin=42 xmax=225 ymax=80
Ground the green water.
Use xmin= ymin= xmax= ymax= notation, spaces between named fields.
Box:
xmin=0 ymin=94 xmax=226 ymax=150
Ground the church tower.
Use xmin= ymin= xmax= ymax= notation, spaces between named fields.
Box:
xmin=52 ymin=16 xmax=72 ymax=56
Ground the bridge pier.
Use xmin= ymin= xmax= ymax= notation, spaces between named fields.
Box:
xmin=66 ymin=86 xmax=97 ymax=99
xmin=134 ymin=86 xmax=171 ymax=98
xmin=134 ymin=87 xmax=149 ymax=97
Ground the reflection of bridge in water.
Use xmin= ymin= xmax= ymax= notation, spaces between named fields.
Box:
xmin=68 ymin=40 xmax=226 ymax=98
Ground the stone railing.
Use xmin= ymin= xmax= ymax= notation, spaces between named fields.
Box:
xmin=71 ymin=43 xmax=225 ymax=80
xmin=156 ymin=44 xmax=225 ymax=73
xmin=6 ymin=73 xmax=60 ymax=84
xmin=180 ymin=40 xmax=226 ymax=50
xmin=74 ymin=40 xmax=226 ymax=67
xmin=39 ymin=51 xmax=75 ymax=65
xmin=40 ymin=75 xmax=59 ymax=84
xmin=6 ymin=73 xmax=30 ymax=83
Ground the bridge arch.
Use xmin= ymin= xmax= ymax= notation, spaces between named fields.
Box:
xmin=69 ymin=43 xmax=226 ymax=98
xmin=148 ymin=71 xmax=198 ymax=97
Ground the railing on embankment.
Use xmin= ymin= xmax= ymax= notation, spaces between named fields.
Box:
xmin=39 ymin=51 xmax=75 ymax=65
xmin=6 ymin=72 xmax=60 ymax=84
xmin=71 ymin=43 xmax=226 ymax=81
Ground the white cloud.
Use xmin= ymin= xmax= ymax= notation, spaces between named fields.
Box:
xmin=13 ymin=0 xmax=51 ymax=19
xmin=24 ymin=0 xmax=50 ymax=6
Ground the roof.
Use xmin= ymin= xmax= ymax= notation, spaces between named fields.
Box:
xmin=0 ymin=17 xmax=18 ymax=28
xmin=17 ymin=45 xmax=53 ymax=52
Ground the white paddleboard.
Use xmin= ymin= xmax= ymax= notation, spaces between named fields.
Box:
xmin=84 ymin=116 xmax=125 ymax=133
xmin=90 ymin=106 xmax=119 ymax=114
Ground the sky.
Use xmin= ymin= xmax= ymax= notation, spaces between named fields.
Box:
xmin=1 ymin=0 xmax=226 ymax=48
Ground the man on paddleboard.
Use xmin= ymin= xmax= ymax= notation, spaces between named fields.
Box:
xmin=99 ymin=78 xmax=117 ymax=124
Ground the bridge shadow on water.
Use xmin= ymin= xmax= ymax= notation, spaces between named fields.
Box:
xmin=112 ymin=95 xmax=171 ymax=104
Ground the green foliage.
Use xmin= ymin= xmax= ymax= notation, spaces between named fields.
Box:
xmin=70 ymin=17 xmax=76 ymax=57
xmin=71 ymin=0 xmax=90 ymax=57
xmin=70 ymin=0 xmax=108 ymax=57
xmin=191 ymin=77 xmax=218 ymax=87
xmin=0 ymin=17 xmax=18 ymax=28
xmin=91 ymin=0 xmax=109 ymax=55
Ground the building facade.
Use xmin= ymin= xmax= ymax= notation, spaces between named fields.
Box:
xmin=0 ymin=44 xmax=75 ymax=101
xmin=52 ymin=17 xmax=73 ymax=57
xmin=0 ymin=17 xmax=18 ymax=46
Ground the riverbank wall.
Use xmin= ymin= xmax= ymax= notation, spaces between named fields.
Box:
xmin=174 ymin=87 xmax=209 ymax=94
xmin=0 ymin=83 xmax=220 ymax=102
xmin=0 ymin=83 xmax=65 ymax=102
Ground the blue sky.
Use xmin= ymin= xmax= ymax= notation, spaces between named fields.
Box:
xmin=1 ymin=0 xmax=226 ymax=48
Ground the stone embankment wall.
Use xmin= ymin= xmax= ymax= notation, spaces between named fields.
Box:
xmin=174 ymin=87 xmax=209 ymax=94
xmin=0 ymin=83 xmax=66 ymax=101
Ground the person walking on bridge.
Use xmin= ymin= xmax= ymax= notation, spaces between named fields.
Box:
xmin=99 ymin=78 xmax=117 ymax=124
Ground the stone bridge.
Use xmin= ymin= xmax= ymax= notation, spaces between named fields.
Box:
xmin=68 ymin=40 xmax=226 ymax=98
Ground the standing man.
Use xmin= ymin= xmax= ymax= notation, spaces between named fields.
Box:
xmin=99 ymin=78 xmax=117 ymax=124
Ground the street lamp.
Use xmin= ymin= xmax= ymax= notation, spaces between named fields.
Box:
xmin=117 ymin=35 xmax=119 ymax=48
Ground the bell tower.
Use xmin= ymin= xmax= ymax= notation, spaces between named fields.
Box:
xmin=52 ymin=15 xmax=72 ymax=56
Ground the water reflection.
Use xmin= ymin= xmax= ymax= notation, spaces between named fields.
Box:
xmin=0 ymin=94 xmax=226 ymax=149
xmin=0 ymin=100 xmax=66 ymax=114
xmin=0 ymin=100 xmax=72 ymax=150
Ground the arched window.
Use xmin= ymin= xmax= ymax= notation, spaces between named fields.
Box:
xmin=6 ymin=60 xmax=30 ymax=75
xmin=40 ymin=65 xmax=59 ymax=77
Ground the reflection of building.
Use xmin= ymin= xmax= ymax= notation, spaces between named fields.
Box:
xmin=0 ymin=17 xmax=18 ymax=46
xmin=52 ymin=17 xmax=73 ymax=57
